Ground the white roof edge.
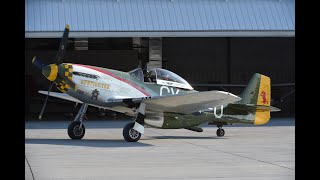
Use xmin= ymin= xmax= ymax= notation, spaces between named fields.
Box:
xmin=25 ymin=31 xmax=295 ymax=38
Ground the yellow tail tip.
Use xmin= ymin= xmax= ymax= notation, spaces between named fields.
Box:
xmin=254 ymin=115 xmax=270 ymax=125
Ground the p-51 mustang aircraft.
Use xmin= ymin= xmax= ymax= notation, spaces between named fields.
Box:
xmin=32 ymin=25 xmax=280 ymax=142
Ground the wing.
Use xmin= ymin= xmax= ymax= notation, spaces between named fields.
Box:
xmin=143 ymin=91 xmax=241 ymax=114
xmin=38 ymin=91 xmax=137 ymax=116
xmin=38 ymin=90 xmax=241 ymax=115
xmin=38 ymin=90 xmax=82 ymax=103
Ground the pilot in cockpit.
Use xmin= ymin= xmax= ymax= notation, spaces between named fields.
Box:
xmin=143 ymin=70 xmax=152 ymax=82
xmin=165 ymin=74 xmax=170 ymax=81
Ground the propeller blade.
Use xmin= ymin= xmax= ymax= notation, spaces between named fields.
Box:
xmin=64 ymin=77 xmax=77 ymax=89
xmin=55 ymin=25 xmax=70 ymax=64
xmin=39 ymin=82 xmax=55 ymax=120
xmin=32 ymin=56 xmax=47 ymax=69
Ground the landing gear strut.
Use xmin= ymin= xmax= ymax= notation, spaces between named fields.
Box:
xmin=68 ymin=103 xmax=88 ymax=139
xmin=216 ymin=125 xmax=225 ymax=137
xmin=123 ymin=103 xmax=146 ymax=142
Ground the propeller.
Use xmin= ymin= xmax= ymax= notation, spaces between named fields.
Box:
xmin=55 ymin=24 xmax=70 ymax=64
xmin=32 ymin=25 xmax=69 ymax=69
xmin=32 ymin=24 xmax=70 ymax=120
xmin=38 ymin=82 xmax=54 ymax=120
xmin=32 ymin=56 xmax=47 ymax=69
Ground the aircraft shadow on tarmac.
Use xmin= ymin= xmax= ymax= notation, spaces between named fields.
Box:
xmin=25 ymin=120 xmax=131 ymax=129
xmin=25 ymin=138 xmax=153 ymax=148
xmin=25 ymin=118 xmax=294 ymax=130
xmin=148 ymin=136 xmax=227 ymax=140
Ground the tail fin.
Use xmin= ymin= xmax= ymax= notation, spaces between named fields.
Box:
xmin=240 ymin=73 xmax=272 ymax=125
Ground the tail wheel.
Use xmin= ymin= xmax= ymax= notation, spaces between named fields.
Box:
xmin=123 ymin=122 xmax=141 ymax=142
xmin=216 ymin=128 xmax=225 ymax=137
xmin=68 ymin=121 xmax=85 ymax=139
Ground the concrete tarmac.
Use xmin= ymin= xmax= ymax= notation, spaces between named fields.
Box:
xmin=25 ymin=118 xmax=294 ymax=180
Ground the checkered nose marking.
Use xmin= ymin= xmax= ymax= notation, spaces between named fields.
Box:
xmin=61 ymin=64 xmax=73 ymax=80
xmin=55 ymin=64 xmax=74 ymax=93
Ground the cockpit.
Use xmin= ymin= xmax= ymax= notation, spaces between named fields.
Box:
xmin=129 ymin=68 xmax=193 ymax=90
xmin=128 ymin=68 xmax=145 ymax=82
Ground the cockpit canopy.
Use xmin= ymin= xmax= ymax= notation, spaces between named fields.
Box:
xmin=129 ymin=68 xmax=193 ymax=90
xmin=128 ymin=68 xmax=144 ymax=82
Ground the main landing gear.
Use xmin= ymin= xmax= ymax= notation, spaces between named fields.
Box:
xmin=123 ymin=122 xmax=141 ymax=142
xmin=123 ymin=103 xmax=146 ymax=142
xmin=216 ymin=125 xmax=225 ymax=137
xmin=68 ymin=103 xmax=88 ymax=139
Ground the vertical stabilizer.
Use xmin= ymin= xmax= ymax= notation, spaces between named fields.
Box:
xmin=240 ymin=73 xmax=271 ymax=125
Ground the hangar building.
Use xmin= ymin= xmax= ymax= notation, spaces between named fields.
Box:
xmin=25 ymin=0 xmax=295 ymax=117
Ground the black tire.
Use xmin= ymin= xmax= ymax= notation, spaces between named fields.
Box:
xmin=216 ymin=128 xmax=225 ymax=137
xmin=68 ymin=121 xmax=85 ymax=140
xmin=123 ymin=122 xmax=141 ymax=142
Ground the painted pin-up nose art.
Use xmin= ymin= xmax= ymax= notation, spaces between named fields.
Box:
xmin=91 ymin=89 xmax=100 ymax=100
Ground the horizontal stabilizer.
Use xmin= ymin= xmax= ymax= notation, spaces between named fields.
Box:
xmin=229 ymin=103 xmax=281 ymax=112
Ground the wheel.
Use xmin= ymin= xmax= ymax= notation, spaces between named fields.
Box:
xmin=216 ymin=128 xmax=225 ymax=137
xmin=68 ymin=121 xmax=85 ymax=139
xmin=123 ymin=122 xmax=141 ymax=142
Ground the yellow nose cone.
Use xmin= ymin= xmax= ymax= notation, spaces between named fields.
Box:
xmin=42 ymin=64 xmax=58 ymax=81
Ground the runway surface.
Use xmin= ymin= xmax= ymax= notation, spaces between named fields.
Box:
xmin=25 ymin=118 xmax=294 ymax=180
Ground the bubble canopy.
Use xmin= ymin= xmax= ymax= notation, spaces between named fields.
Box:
xmin=149 ymin=68 xmax=193 ymax=90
